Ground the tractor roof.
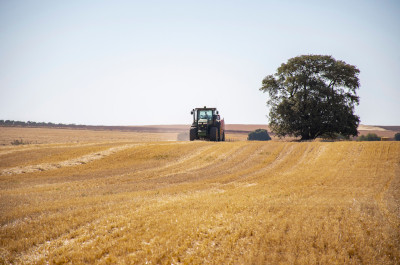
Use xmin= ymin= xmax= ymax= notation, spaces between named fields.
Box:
xmin=194 ymin=106 xmax=217 ymax=110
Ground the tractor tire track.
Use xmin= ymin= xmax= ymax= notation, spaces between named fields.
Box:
xmin=0 ymin=144 xmax=142 ymax=176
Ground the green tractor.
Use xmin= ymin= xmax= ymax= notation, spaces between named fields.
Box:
xmin=190 ymin=106 xmax=225 ymax=141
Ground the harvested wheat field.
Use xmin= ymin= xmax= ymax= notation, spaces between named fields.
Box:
xmin=0 ymin=135 xmax=399 ymax=264
xmin=0 ymin=127 xmax=179 ymax=146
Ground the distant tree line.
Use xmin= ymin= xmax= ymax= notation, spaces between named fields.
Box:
xmin=0 ymin=120 xmax=85 ymax=128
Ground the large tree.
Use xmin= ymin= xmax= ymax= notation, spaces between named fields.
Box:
xmin=260 ymin=55 xmax=360 ymax=140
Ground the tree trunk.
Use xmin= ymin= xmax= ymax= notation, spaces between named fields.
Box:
xmin=301 ymin=132 xmax=316 ymax=141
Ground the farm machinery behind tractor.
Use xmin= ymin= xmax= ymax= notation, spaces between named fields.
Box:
xmin=190 ymin=106 xmax=225 ymax=141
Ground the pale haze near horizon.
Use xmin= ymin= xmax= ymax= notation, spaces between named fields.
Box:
xmin=1 ymin=0 xmax=399 ymax=126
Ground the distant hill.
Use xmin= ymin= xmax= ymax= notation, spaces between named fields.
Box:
xmin=1 ymin=120 xmax=399 ymax=139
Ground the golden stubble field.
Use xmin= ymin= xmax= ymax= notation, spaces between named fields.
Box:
xmin=0 ymin=127 xmax=399 ymax=264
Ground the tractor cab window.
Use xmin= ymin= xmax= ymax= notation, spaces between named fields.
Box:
xmin=198 ymin=110 xmax=213 ymax=120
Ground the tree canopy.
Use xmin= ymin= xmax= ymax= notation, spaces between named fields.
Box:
xmin=260 ymin=55 xmax=360 ymax=140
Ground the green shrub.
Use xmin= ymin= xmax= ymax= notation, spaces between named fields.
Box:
xmin=320 ymin=132 xmax=350 ymax=140
xmin=248 ymin=129 xmax=271 ymax=141
xmin=357 ymin=133 xmax=380 ymax=141
xmin=395 ymin=133 xmax=400 ymax=141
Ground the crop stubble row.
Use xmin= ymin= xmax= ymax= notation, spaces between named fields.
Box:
xmin=0 ymin=140 xmax=399 ymax=264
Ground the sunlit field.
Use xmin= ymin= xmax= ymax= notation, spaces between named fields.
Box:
xmin=0 ymin=127 xmax=179 ymax=146
xmin=0 ymin=128 xmax=399 ymax=264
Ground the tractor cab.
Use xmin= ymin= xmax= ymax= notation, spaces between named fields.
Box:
xmin=191 ymin=107 xmax=218 ymax=122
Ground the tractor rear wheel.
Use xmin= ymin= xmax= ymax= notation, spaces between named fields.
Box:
xmin=210 ymin=127 xmax=218 ymax=141
xmin=190 ymin=127 xmax=197 ymax=141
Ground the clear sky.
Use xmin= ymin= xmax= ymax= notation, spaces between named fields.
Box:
xmin=1 ymin=0 xmax=399 ymax=125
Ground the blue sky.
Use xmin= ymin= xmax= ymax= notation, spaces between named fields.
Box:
xmin=1 ymin=0 xmax=399 ymax=125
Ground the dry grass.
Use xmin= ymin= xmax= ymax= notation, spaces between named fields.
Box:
xmin=0 ymin=127 xmax=178 ymax=146
xmin=0 ymin=129 xmax=399 ymax=264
